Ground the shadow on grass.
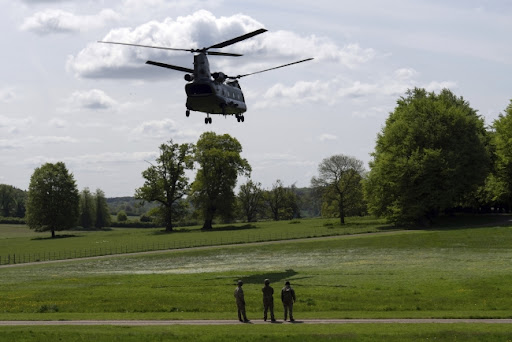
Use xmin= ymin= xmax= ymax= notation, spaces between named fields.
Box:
xmin=209 ymin=224 xmax=259 ymax=232
xmin=31 ymin=234 xmax=81 ymax=240
xmin=406 ymin=214 xmax=512 ymax=231
xmin=235 ymin=269 xmax=299 ymax=285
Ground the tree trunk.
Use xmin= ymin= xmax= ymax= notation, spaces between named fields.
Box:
xmin=51 ymin=229 xmax=56 ymax=238
xmin=338 ymin=196 xmax=345 ymax=225
xmin=202 ymin=218 xmax=213 ymax=230
xmin=164 ymin=207 xmax=173 ymax=232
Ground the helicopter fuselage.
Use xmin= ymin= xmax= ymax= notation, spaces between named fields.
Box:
xmin=185 ymin=80 xmax=247 ymax=115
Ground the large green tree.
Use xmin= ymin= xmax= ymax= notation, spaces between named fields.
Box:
xmin=488 ymin=100 xmax=512 ymax=210
xmin=264 ymin=180 xmax=299 ymax=221
xmin=79 ymin=188 xmax=95 ymax=229
xmin=365 ymin=88 xmax=490 ymax=225
xmin=26 ymin=162 xmax=80 ymax=238
xmin=135 ymin=140 xmax=194 ymax=232
xmin=237 ymin=180 xmax=264 ymax=222
xmin=311 ymin=155 xmax=366 ymax=224
xmin=191 ymin=132 xmax=251 ymax=230
xmin=0 ymin=184 xmax=26 ymax=218
xmin=94 ymin=189 xmax=111 ymax=228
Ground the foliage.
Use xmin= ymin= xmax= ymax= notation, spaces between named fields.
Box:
xmin=264 ymin=180 xmax=300 ymax=221
xmin=95 ymin=189 xmax=111 ymax=228
xmin=365 ymin=88 xmax=491 ymax=225
xmin=237 ymin=180 xmax=264 ymax=222
xmin=190 ymin=132 xmax=251 ymax=230
xmin=0 ymin=184 xmax=26 ymax=218
xmin=311 ymin=155 xmax=366 ymax=224
xmin=26 ymin=162 xmax=80 ymax=238
xmin=135 ymin=140 xmax=195 ymax=232
xmin=116 ymin=210 xmax=128 ymax=222
xmin=488 ymin=100 xmax=512 ymax=210
xmin=78 ymin=188 xmax=96 ymax=229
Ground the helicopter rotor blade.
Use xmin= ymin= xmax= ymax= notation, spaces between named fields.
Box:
xmin=146 ymin=60 xmax=194 ymax=73
xmin=232 ymin=57 xmax=314 ymax=79
xmin=208 ymin=28 xmax=267 ymax=49
xmin=206 ymin=51 xmax=243 ymax=57
xmin=98 ymin=41 xmax=192 ymax=52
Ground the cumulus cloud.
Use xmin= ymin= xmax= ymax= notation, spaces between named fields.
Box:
xmin=67 ymin=89 xmax=118 ymax=110
xmin=0 ymin=87 xmax=17 ymax=103
xmin=319 ymin=133 xmax=338 ymax=141
xmin=0 ymin=115 xmax=35 ymax=134
xmin=67 ymin=10 xmax=374 ymax=79
xmin=130 ymin=119 xmax=200 ymax=142
xmin=21 ymin=8 xmax=120 ymax=35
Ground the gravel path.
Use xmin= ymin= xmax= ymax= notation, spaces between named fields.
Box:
xmin=1 ymin=319 xmax=512 ymax=326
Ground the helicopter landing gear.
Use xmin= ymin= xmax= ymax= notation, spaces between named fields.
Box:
xmin=186 ymin=109 xmax=190 ymax=117
xmin=236 ymin=114 xmax=245 ymax=123
xmin=204 ymin=116 xmax=212 ymax=124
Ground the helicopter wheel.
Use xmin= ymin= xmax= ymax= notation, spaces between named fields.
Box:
xmin=241 ymin=115 xmax=245 ymax=122
xmin=205 ymin=117 xmax=212 ymax=124
xmin=236 ymin=116 xmax=240 ymax=123
xmin=186 ymin=110 xmax=190 ymax=117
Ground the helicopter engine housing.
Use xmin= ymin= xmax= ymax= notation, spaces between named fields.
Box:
xmin=184 ymin=74 xmax=194 ymax=82
xmin=212 ymin=72 xmax=227 ymax=83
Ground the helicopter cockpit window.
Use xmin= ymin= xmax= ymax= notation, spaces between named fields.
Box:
xmin=188 ymin=84 xmax=213 ymax=95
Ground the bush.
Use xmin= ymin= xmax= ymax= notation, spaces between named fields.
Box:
xmin=116 ymin=210 xmax=128 ymax=222
xmin=0 ymin=216 xmax=26 ymax=224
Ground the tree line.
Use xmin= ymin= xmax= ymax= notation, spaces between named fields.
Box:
xmin=2 ymin=88 xmax=511 ymax=236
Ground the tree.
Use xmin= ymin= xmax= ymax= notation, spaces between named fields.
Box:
xmin=365 ymin=88 xmax=490 ymax=225
xmin=311 ymin=155 xmax=365 ymax=224
xmin=117 ymin=210 xmax=128 ymax=222
xmin=0 ymin=184 xmax=26 ymax=218
xmin=489 ymin=100 xmax=512 ymax=210
xmin=94 ymin=189 xmax=111 ymax=228
xmin=191 ymin=132 xmax=251 ymax=230
xmin=264 ymin=180 xmax=300 ymax=221
xmin=79 ymin=188 xmax=95 ymax=229
xmin=238 ymin=180 xmax=264 ymax=222
xmin=26 ymin=162 xmax=80 ymax=238
xmin=135 ymin=140 xmax=194 ymax=232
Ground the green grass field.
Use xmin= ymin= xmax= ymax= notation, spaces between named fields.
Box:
xmin=0 ymin=217 xmax=390 ymax=264
xmin=1 ymin=215 xmax=512 ymax=341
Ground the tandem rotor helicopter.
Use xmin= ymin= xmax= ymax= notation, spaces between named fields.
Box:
xmin=99 ymin=28 xmax=313 ymax=124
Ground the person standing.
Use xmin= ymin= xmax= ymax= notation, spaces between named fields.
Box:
xmin=262 ymin=279 xmax=276 ymax=322
xmin=281 ymin=281 xmax=296 ymax=322
xmin=234 ymin=280 xmax=249 ymax=322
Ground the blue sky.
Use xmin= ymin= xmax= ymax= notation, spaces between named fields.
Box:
xmin=1 ymin=0 xmax=511 ymax=196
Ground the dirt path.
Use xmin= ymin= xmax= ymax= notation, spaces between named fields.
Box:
xmin=1 ymin=319 xmax=512 ymax=326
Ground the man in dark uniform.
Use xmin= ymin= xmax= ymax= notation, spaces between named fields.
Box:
xmin=234 ymin=280 xmax=249 ymax=322
xmin=281 ymin=280 xmax=296 ymax=322
xmin=262 ymin=279 xmax=276 ymax=322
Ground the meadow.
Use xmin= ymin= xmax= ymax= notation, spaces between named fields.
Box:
xmin=1 ymin=215 xmax=512 ymax=341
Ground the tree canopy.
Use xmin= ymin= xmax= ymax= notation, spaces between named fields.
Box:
xmin=26 ymin=162 xmax=80 ymax=237
xmin=365 ymin=88 xmax=490 ymax=225
xmin=135 ymin=140 xmax=194 ymax=232
xmin=191 ymin=132 xmax=251 ymax=230
xmin=311 ymin=155 xmax=366 ymax=224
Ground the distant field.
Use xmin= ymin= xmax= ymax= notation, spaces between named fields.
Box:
xmin=0 ymin=217 xmax=391 ymax=265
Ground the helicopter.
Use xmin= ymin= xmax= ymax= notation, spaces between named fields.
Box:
xmin=99 ymin=28 xmax=313 ymax=124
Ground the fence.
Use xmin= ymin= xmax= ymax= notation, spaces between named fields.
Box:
xmin=0 ymin=228 xmax=349 ymax=266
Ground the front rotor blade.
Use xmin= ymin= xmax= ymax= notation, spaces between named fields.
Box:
xmin=207 ymin=51 xmax=243 ymax=57
xmin=208 ymin=28 xmax=267 ymax=49
xmin=234 ymin=58 xmax=314 ymax=78
xmin=146 ymin=61 xmax=194 ymax=73
xmin=98 ymin=41 xmax=192 ymax=52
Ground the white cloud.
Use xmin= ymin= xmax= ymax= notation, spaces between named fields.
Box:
xmin=67 ymin=10 xmax=374 ymax=79
xmin=319 ymin=133 xmax=338 ymax=141
xmin=0 ymin=87 xmax=17 ymax=103
xmin=0 ymin=115 xmax=35 ymax=134
xmin=21 ymin=9 xmax=121 ymax=35
xmin=48 ymin=118 xmax=68 ymax=128
xmin=132 ymin=118 xmax=200 ymax=141
xmin=67 ymin=89 xmax=118 ymax=110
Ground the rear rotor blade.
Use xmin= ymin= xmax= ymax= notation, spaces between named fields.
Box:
xmin=207 ymin=51 xmax=243 ymax=57
xmin=208 ymin=28 xmax=267 ymax=49
xmin=98 ymin=41 xmax=192 ymax=52
xmin=146 ymin=61 xmax=194 ymax=73
xmin=233 ymin=58 xmax=314 ymax=79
